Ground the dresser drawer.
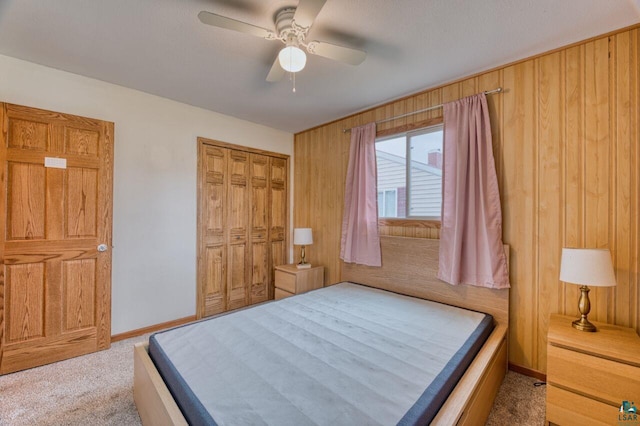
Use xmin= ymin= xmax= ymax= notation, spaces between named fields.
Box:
xmin=274 ymin=288 xmax=294 ymax=300
xmin=275 ymin=270 xmax=296 ymax=293
xmin=547 ymin=344 xmax=640 ymax=405
xmin=547 ymin=384 xmax=619 ymax=426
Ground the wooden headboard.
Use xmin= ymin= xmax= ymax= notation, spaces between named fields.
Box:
xmin=341 ymin=236 xmax=509 ymax=327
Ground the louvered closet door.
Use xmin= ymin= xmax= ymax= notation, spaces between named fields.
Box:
xmin=197 ymin=139 xmax=288 ymax=318
xmin=226 ymin=150 xmax=250 ymax=310
xmin=198 ymin=145 xmax=251 ymax=315
xmin=199 ymin=145 xmax=228 ymax=317
xmin=250 ymin=154 xmax=269 ymax=304
xmin=269 ymin=157 xmax=287 ymax=299
xmin=0 ymin=103 xmax=113 ymax=374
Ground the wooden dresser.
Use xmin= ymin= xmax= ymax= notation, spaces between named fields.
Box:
xmin=546 ymin=313 xmax=640 ymax=425
xmin=274 ymin=264 xmax=324 ymax=300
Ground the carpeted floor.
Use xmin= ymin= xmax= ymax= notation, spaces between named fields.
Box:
xmin=0 ymin=335 xmax=151 ymax=426
xmin=0 ymin=333 xmax=546 ymax=425
xmin=486 ymin=371 xmax=546 ymax=425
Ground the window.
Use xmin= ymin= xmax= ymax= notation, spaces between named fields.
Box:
xmin=375 ymin=125 xmax=443 ymax=219
xmin=377 ymin=189 xmax=397 ymax=217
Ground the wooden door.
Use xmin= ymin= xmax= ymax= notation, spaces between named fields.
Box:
xmin=269 ymin=157 xmax=287 ymax=299
xmin=226 ymin=150 xmax=249 ymax=310
xmin=249 ymin=154 xmax=269 ymax=304
xmin=198 ymin=145 xmax=227 ymax=317
xmin=197 ymin=138 xmax=288 ymax=318
xmin=0 ymin=103 xmax=113 ymax=374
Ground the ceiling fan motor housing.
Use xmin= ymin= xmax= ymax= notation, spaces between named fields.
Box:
xmin=275 ymin=8 xmax=307 ymax=46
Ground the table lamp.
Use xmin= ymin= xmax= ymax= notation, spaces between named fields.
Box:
xmin=559 ymin=248 xmax=617 ymax=332
xmin=293 ymin=228 xmax=313 ymax=269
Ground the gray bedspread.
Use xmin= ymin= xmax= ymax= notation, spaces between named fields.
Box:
xmin=150 ymin=282 xmax=492 ymax=425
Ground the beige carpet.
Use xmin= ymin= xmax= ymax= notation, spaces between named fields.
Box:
xmin=0 ymin=333 xmax=546 ymax=425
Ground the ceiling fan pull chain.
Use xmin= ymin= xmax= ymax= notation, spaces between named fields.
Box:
xmin=288 ymin=68 xmax=296 ymax=93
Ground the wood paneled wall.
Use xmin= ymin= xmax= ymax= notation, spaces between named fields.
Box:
xmin=294 ymin=25 xmax=640 ymax=373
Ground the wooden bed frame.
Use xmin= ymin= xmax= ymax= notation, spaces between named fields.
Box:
xmin=134 ymin=236 xmax=509 ymax=425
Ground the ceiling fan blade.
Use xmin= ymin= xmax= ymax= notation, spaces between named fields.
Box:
xmin=307 ymin=41 xmax=366 ymax=65
xmin=293 ymin=0 xmax=327 ymax=29
xmin=198 ymin=11 xmax=274 ymax=39
xmin=266 ymin=56 xmax=285 ymax=82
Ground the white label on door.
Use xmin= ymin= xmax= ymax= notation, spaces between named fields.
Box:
xmin=44 ymin=157 xmax=67 ymax=169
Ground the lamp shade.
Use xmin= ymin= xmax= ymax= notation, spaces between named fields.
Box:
xmin=278 ymin=46 xmax=306 ymax=73
xmin=293 ymin=228 xmax=313 ymax=245
xmin=559 ymin=248 xmax=616 ymax=287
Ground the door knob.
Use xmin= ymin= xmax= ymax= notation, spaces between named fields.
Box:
xmin=97 ymin=244 xmax=109 ymax=252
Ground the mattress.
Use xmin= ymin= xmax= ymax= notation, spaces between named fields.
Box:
xmin=149 ymin=282 xmax=494 ymax=426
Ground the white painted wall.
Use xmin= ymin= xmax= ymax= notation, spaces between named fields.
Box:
xmin=0 ymin=54 xmax=293 ymax=334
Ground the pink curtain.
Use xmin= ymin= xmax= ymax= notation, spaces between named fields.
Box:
xmin=340 ymin=122 xmax=382 ymax=267
xmin=437 ymin=93 xmax=510 ymax=288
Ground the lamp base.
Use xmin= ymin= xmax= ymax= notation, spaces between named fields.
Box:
xmin=296 ymin=263 xmax=311 ymax=269
xmin=572 ymin=316 xmax=597 ymax=332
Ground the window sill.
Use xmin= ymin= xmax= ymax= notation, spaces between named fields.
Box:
xmin=378 ymin=218 xmax=441 ymax=229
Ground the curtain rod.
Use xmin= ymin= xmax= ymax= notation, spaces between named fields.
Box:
xmin=342 ymin=87 xmax=503 ymax=133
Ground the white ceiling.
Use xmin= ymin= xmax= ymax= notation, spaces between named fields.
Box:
xmin=0 ymin=0 xmax=638 ymax=133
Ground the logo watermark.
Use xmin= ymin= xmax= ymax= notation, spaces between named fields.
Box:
xmin=619 ymin=401 xmax=639 ymax=426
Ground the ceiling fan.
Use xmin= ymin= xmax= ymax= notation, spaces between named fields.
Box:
xmin=198 ymin=0 xmax=366 ymax=83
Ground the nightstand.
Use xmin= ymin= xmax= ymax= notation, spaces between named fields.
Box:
xmin=274 ymin=264 xmax=324 ymax=300
xmin=546 ymin=313 xmax=640 ymax=425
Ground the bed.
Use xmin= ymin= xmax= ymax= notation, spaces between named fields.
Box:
xmin=134 ymin=236 xmax=509 ymax=425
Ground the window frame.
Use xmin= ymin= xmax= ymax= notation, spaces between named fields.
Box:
xmin=375 ymin=120 xmax=444 ymax=225
xmin=377 ymin=189 xmax=398 ymax=218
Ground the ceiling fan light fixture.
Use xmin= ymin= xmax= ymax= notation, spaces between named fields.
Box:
xmin=279 ymin=45 xmax=306 ymax=73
